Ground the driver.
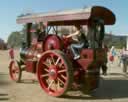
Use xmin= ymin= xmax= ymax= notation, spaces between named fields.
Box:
xmin=63 ymin=25 xmax=88 ymax=60
xmin=36 ymin=22 xmax=46 ymax=42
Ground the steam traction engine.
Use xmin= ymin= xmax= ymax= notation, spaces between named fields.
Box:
xmin=9 ymin=6 xmax=116 ymax=97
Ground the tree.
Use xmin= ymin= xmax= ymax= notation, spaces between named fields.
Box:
xmin=7 ymin=31 xmax=23 ymax=48
xmin=0 ymin=38 xmax=6 ymax=49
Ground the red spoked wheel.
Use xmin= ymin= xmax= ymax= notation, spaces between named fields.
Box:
xmin=9 ymin=60 xmax=21 ymax=82
xmin=37 ymin=50 xmax=73 ymax=97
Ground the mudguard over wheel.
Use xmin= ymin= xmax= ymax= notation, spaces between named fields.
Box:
xmin=37 ymin=50 xmax=73 ymax=97
xmin=9 ymin=60 xmax=22 ymax=82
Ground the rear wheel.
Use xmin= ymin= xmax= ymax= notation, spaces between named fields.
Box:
xmin=9 ymin=60 xmax=22 ymax=82
xmin=37 ymin=50 xmax=73 ymax=97
xmin=81 ymin=68 xmax=100 ymax=94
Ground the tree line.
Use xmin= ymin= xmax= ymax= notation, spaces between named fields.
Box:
xmin=7 ymin=26 xmax=126 ymax=49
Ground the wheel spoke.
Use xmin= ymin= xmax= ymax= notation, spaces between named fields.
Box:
xmin=57 ymin=77 xmax=65 ymax=85
xmin=48 ymin=80 xmax=54 ymax=90
xmin=13 ymin=68 xmax=18 ymax=73
xmin=51 ymin=55 xmax=55 ymax=64
xmin=15 ymin=69 xmax=19 ymax=73
xmin=48 ymin=58 xmax=52 ymax=66
xmin=41 ymin=74 xmax=49 ymax=78
xmin=14 ymin=73 xmax=17 ymax=79
xmin=53 ymin=81 xmax=57 ymax=91
xmin=55 ymin=58 xmax=61 ymax=65
xmin=58 ymin=63 xmax=64 ymax=68
xmin=52 ymin=81 xmax=57 ymax=91
xmin=61 ymin=75 xmax=67 ymax=80
xmin=58 ymin=69 xmax=66 ymax=73
xmin=44 ymin=68 xmax=49 ymax=72
xmin=43 ymin=62 xmax=50 ymax=68
xmin=46 ymin=78 xmax=50 ymax=84
xmin=12 ymin=69 xmax=15 ymax=73
xmin=57 ymin=80 xmax=60 ymax=89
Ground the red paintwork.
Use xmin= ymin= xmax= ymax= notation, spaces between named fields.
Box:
xmin=43 ymin=35 xmax=63 ymax=51
xmin=62 ymin=37 xmax=72 ymax=49
xmin=77 ymin=49 xmax=93 ymax=70
xmin=8 ymin=33 xmax=107 ymax=97
xmin=9 ymin=60 xmax=20 ymax=81
xmin=9 ymin=48 xmax=14 ymax=59
xmin=36 ymin=36 xmax=102 ymax=92
xmin=37 ymin=50 xmax=70 ymax=97
xmin=13 ymin=34 xmax=105 ymax=96
xmin=23 ymin=40 xmax=43 ymax=73
xmin=25 ymin=60 xmax=37 ymax=73
xmin=11 ymin=5 xmax=116 ymax=97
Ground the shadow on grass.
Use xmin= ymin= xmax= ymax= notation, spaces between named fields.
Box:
xmin=0 ymin=97 xmax=9 ymax=101
xmin=20 ymin=79 xmax=38 ymax=84
xmin=0 ymin=73 xmax=10 ymax=86
xmin=0 ymin=93 xmax=9 ymax=101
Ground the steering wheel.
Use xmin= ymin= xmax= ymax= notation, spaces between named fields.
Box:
xmin=62 ymin=35 xmax=72 ymax=48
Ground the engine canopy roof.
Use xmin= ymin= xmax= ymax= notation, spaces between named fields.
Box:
xmin=17 ymin=6 xmax=116 ymax=25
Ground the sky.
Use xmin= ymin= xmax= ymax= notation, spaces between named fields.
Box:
xmin=0 ymin=0 xmax=128 ymax=41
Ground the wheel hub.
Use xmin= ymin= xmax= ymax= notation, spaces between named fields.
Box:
xmin=49 ymin=66 xmax=58 ymax=80
xmin=49 ymin=69 xmax=56 ymax=76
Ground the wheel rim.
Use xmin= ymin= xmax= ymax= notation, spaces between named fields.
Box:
xmin=9 ymin=61 xmax=20 ymax=81
xmin=37 ymin=51 xmax=70 ymax=96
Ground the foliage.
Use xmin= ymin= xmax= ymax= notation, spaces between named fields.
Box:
xmin=57 ymin=27 xmax=70 ymax=36
xmin=7 ymin=25 xmax=126 ymax=49
xmin=104 ymin=34 xmax=126 ymax=49
xmin=7 ymin=31 xmax=24 ymax=48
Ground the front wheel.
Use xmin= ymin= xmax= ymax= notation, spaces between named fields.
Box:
xmin=37 ymin=50 xmax=73 ymax=97
xmin=9 ymin=60 xmax=22 ymax=82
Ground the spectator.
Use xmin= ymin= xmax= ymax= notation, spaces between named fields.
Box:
xmin=9 ymin=46 xmax=14 ymax=59
xmin=121 ymin=47 xmax=128 ymax=73
xmin=109 ymin=46 xmax=116 ymax=63
xmin=101 ymin=44 xmax=108 ymax=75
